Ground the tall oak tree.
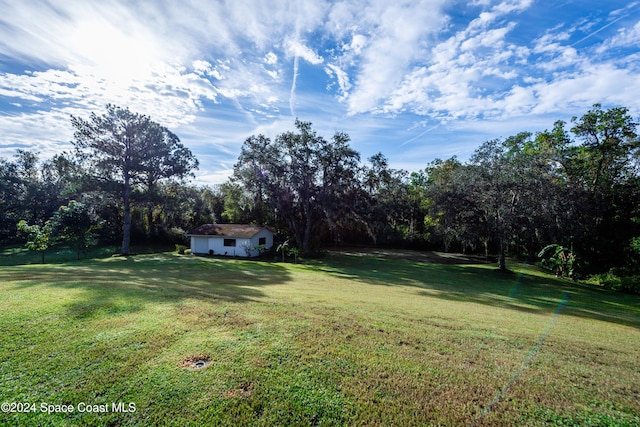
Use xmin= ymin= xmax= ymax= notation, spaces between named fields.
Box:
xmin=71 ymin=104 xmax=198 ymax=255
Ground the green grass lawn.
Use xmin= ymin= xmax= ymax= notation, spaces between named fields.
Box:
xmin=1 ymin=248 xmax=639 ymax=426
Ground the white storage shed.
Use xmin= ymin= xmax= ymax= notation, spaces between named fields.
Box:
xmin=186 ymin=224 xmax=274 ymax=257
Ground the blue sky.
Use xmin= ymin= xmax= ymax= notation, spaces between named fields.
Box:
xmin=1 ymin=0 xmax=639 ymax=185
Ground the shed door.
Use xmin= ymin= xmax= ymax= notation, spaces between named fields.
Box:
xmin=192 ymin=237 xmax=209 ymax=254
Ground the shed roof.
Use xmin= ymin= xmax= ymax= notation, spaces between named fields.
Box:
xmin=186 ymin=224 xmax=271 ymax=238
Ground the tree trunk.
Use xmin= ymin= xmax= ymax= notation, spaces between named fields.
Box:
xmin=303 ymin=218 xmax=312 ymax=253
xmin=498 ymin=237 xmax=506 ymax=270
xmin=290 ymin=218 xmax=303 ymax=251
xmin=121 ymin=174 xmax=131 ymax=255
xmin=302 ymin=198 xmax=312 ymax=253
xmin=145 ymin=207 xmax=153 ymax=239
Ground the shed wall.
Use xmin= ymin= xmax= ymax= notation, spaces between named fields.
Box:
xmin=189 ymin=228 xmax=273 ymax=257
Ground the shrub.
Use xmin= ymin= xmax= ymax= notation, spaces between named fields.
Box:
xmin=620 ymin=275 xmax=640 ymax=294
xmin=591 ymin=271 xmax=622 ymax=289
xmin=253 ymin=244 xmax=269 ymax=258
xmin=175 ymin=244 xmax=187 ymax=255
xmin=538 ymin=244 xmax=579 ymax=279
xmin=590 ymin=271 xmax=640 ymax=294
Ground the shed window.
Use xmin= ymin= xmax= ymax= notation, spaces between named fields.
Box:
xmin=224 ymin=239 xmax=236 ymax=247
xmin=258 ymin=237 xmax=266 ymax=245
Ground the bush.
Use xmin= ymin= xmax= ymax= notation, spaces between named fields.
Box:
xmin=621 ymin=275 xmax=640 ymax=294
xmin=591 ymin=271 xmax=622 ymax=289
xmin=175 ymin=244 xmax=187 ymax=255
xmin=590 ymin=271 xmax=640 ymax=294
xmin=538 ymin=244 xmax=579 ymax=279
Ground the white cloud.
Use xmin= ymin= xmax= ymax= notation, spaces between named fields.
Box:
xmin=343 ymin=0 xmax=449 ymax=115
xmin=365 ymin=0 xmax=531 ymax=120
xmin=468 ymin=0 xmax=533 ymax=31
xmin=264 ymin=69 xmax=280 ymax=80
xmin=347 ymin=34 xmax=368 ymax=55
xmin=532 ymin=64 xmax=640 ymax=114
xmin=460 ymin=24 xmax=516 ymax=51
xmin=264 ymin=52 xmax=278 ymax=65
xmin=192 ymin=60 xmax=213 ymax=76
xmin=597 ymin=20 xmax=640 ymax=53
xmin=339 ymin=0 xmax=640 ymax=128
xmin=324 ymin=64 xmax=351 ymax=99
xmin=531 ymin=31 xmax=582 ymax=72
xmin=286 ymin=39 xmax=324 ymax=65
xmin=0 ymin=109 xmax=77 ymax=159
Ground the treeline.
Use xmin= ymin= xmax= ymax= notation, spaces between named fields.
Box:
xmin=1 ymin=104 xmax=639 ymax=289
xmin=227 ymin=109 xmax=640 ymax=281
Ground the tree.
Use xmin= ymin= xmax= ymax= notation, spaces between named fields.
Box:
xmin=425 ymin=136 xmax=562 ymax=269
xmin=0 ymin=156 xmax=21 ymax=239
xmin=14 ymin=150 xmax=44 ymax=223
xmin=17 ymin=220 xmax=52 ymax=264
xmin=1 ymin=151 xmax=73 ymax=242
xmin=276 ymin=121 xmax=324 ymax=252
xmin=426 ymin=161 xmax=487 ymax=254
xmin=564 ymin=105 xmax=640 ymax=269
xmin=628 ymin=236 xmax=640 ymax=271
xmin=466 ymin=139 xmax=516 ymax=270
xmin=424 ymin=157 xmax=469 ymax=252
xmin=360 ymin=153 xmax=417 ymax=245
xmin=288 ymin=246 xmax=300 ymax=264
xmin=277 ymin=240 xmax=289 ymax=262
xmin=538 ymin=244 xmax=578 ymax=279
xmin=49 ymin=200 xmax=102 ymax=260
xmin=317 ymin=131 xmax=361 ymax=246
xmin=233 ymin=120 xmax=360 ymax=253
xmin=570 ymin=104 xmax=638 ymax=191
xmin=423 ymin=106 xmax=638 ymax=274
xmin=200 ymin=186 xmax=226 ymax=224
xmin=71 ymin=104 xmax=198 ymax=255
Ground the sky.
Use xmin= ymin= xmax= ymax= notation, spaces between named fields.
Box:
xmin=1 ymin=0 xmax=639 ymax=185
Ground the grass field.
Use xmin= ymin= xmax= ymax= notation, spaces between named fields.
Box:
xmin=1 ymin=247 xmax=639 ymax=426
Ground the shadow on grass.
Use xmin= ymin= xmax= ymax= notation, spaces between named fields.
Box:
xmin=311 ymin=252 xmax=640 ymax=330
xmin=0 ymin=244 xmax=181 ymax=266
xmin=4 ymin=246 xmax=638 ymax=330
xmin=0 ymin=245 xmax=119 ymax=266
xmin=3 ymin=253 xmax=293 ymax=318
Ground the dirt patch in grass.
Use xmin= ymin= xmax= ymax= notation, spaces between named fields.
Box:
xmin=333 ymin=246 xmax=491 ymax=264
xmin=180 ymin=354 xmax=211 ymax=369
xmin=224 ymin=382 xmax=254 ymax=399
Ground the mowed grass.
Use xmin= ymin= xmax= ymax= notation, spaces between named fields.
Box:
xmin=0 ymin=249 xmax=639 ymax=426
